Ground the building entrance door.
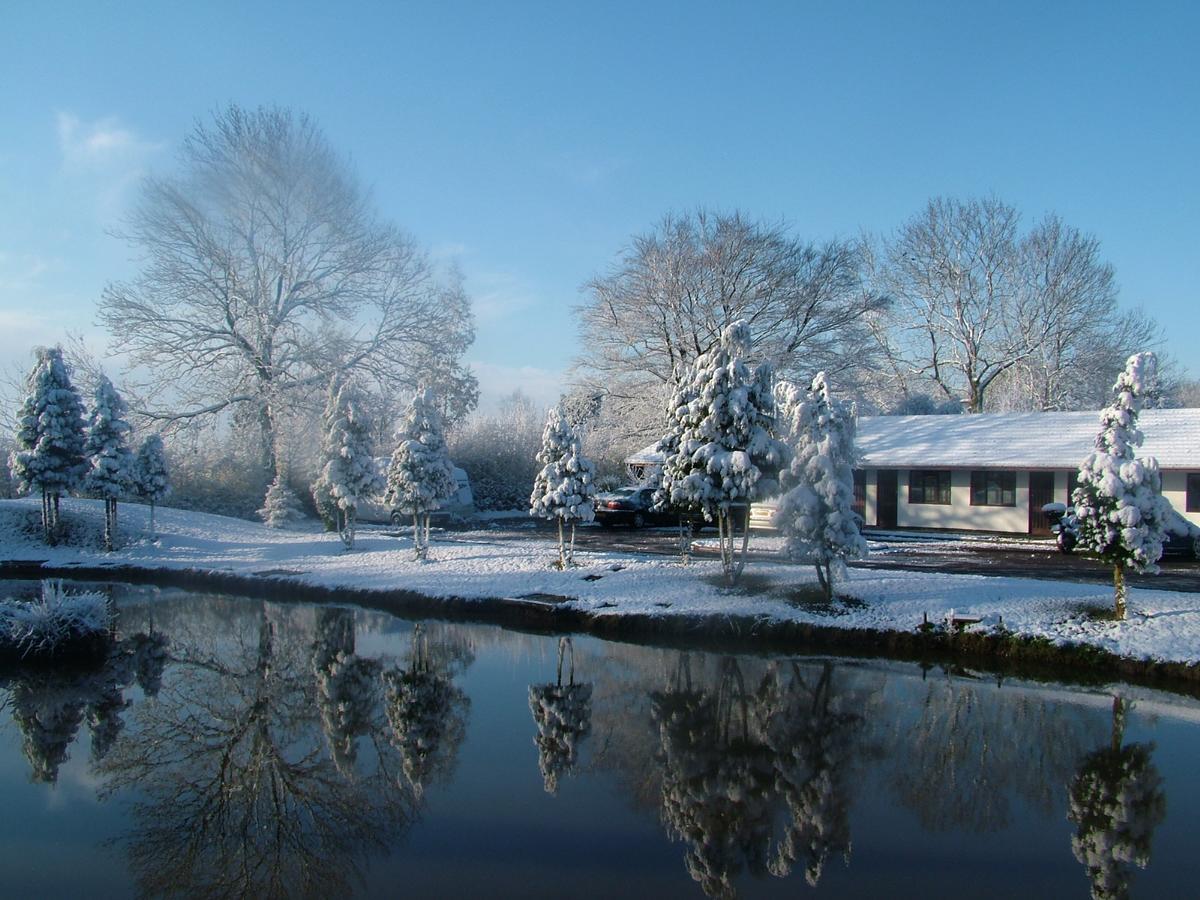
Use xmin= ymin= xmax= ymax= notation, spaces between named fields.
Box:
xmin=877 ymin=470 xmax=898 ymax=528
xmin=1029 ymin=471 xmax=1055 ymax=534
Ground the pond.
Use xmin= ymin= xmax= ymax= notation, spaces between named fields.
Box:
xmin=1 ymin=580 xmax=1197 ymax=899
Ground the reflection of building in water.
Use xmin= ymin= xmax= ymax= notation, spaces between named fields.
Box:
xmin=529 ymin=636 xmax=593 ymax=795
xmin=1068 ymin=696 xmax=1165 ymax=900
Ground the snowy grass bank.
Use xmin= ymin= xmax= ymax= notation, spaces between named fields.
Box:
xmin=0 ymin=497 xmax=1198 ymax=675
xmin=0 ymin=580 xmax=111 ymax=659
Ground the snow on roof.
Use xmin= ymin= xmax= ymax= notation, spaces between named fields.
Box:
xmin=857 ymin=408 xmax=1200 ymax=470
xmin=624 ymin=409 xmax=1200 ymax=470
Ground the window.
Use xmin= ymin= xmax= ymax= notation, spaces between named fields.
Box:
xmin=971 ymin=470 xmax=1017 ymax=507
xmin=909 ymin=470 xmax=951 ymax=505
xmin=852 ymin=470 xmax=866 ymax=519
xmin=1188 ymin=473 xmax=1200 ymax=513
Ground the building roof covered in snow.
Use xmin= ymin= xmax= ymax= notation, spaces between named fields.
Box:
xmin=626 ymin=408 xmax=1200 ymax=471
xmin=856 ymin=408 xmax=1200 ymax=470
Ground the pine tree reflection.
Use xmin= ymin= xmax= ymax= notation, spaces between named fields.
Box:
xmin=1068 ymin=696 xmax=1166 ymax=900
xmin=97 ymin=607 xmax=419 ymax=899
xmin=312 ymin=607 xmax=381 ymax=776
xmin=384 ymin=623 xmax=471 ymax=797
xmin=528 ymin=636 xmax=593 ymax=795
xmin=5 ymin=628 xmax=158 ymax=782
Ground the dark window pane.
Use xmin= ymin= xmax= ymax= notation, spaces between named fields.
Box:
xmin=1188 ymin=473 xmax=1200 ymax=513
xmin=970 ymin=471 xmax=1016 ymax=507
xmin=909 ymin=470 xmax=951 ymax=505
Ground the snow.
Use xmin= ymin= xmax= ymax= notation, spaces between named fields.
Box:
xmin=855 ymin=408 xmax=1200 ymax=471
xmin=2 ymin=497 xmax=1200 ymax=668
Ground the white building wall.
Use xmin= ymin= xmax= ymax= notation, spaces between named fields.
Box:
xmin=864 ymin=470 xmax=878 ymax=527
xmin=1163 ymin=470 xmax=1199 ymax=526
xmin=897 ymin=469 xmax=1031 ymax=533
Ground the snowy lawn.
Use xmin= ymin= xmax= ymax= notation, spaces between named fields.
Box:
xmin=2 ymin=497 xmax=1200 ymax=665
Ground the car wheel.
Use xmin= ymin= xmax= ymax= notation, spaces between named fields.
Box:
xmin=599 ymin=519 xmax=613 ymax=529
xmin=1193 ymin=535 xmax=1200 ymax=561
xmin=390 ymin=511 xmax=404 ymax=526
xmin=632 ymin=512 xmax=646 ymax=529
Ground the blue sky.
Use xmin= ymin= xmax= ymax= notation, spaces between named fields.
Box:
xmin=1 ymin=0 xmax=1196 ymax=409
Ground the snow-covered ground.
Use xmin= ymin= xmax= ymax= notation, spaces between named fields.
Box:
xmin=2 ymin=497 xmax=1200 ymax=666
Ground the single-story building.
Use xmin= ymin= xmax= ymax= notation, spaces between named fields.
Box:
xmin=626 ymin=409 xmax=1200 ymax=535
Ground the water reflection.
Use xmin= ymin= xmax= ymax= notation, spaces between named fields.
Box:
xmin=0 ymin=584 xmax=1193 ymax=898
xmin=529 ymin=636 xmax=593 ymax=795
xmin=1068 ymin=697 xmax=1166 ymax=900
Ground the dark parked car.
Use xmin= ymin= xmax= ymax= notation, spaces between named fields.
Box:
xmin=1162 ymin=508 xmax=1200 ymax=559
xmin=593 ymin=487 xmax=673 ymax=528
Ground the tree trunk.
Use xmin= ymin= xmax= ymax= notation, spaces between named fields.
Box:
xmin=104 ymin=498 xmax=116 ymax=552
xmin=149 ymin=501 xmax=156 ymax=536
xmin=339 ymin=507 xmax=355 ymax=550
xmin=41 ymin=489 xmax=51 ymax=544
xmin=412 ymin=512 xmax=423 ymax=560
xmin=556 ymin=519 xmax=566 ymax=569
xmin=1113 ymin=563 xmax=1127 ymax=620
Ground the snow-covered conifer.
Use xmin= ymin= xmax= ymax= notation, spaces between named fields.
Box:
xmin=133 ymin=434 xmax=171 ymax=535
xmin=1073 ymin=352 xmax=1170 ymax=619
xmin=529 ymin=406 xmax=596 ymax=568
xmin=258 ymin=471 xmax=306 ymax=528
xmin=313 ymin=378 xmax=381 ymax=548
xmin=84 ymin=375 xmax=136 ymax=551
xmin=653 ymin=365 xmax=703 ymax=558
xmin=10 ymin=347 xmax=88 ymax=543
xmin=658 ymin=321 xmax=788 ymax=582
xmin=775 ymin=373 xmax=867 ymax=601
xmin=528 ymin=638 xmax=592 ymax=795
xmin=386 ymin=388 xmax=458 ymax=560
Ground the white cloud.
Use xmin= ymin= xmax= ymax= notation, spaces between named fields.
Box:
xmin=56 ymin=112 xmax=163 ymax=173
xmin=469 ymin=271 xmax=539 ymax=324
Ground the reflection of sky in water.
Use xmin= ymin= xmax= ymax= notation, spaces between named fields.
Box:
xmin=0 ymin=581 xmax=1196 ymax=898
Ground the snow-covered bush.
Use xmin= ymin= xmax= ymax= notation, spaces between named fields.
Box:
xmin=528 ymin=680 xmax=592 ymax=795
xmin=775 ymin=374 xmax=867 ymax=601
xmin=312 ymin=377 xmax=381 ymax=548
xmin=84 ymin=375 xmax=136 ymax=551
xmin=10 ymin=347 xmax=88 ymax=543
xmin=529 ymin=406 xmax=596 ymax=568
xmin=258 ymin=472 xmax=307 ymax=529
xmin=1073 ymin=352 xmax=1170 ymax=619
xmin=0 ymin=581 xmax=111 ymax=658
xmin=449 ymin=391 xmax=544 ymax=511
xmin=387 ymin=388 xmax=458 ymax=560
xmin=133 ymin=434 xmax=171 ymax=535
xmin=658 ymin=321 xmax=788 ymax=583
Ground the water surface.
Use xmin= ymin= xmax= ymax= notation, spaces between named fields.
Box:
xmin=0 ymin=581 xmax=1196 ymax=898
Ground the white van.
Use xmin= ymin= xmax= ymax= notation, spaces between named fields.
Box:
xmin=358 ymin=462 xmax=476 ymax=525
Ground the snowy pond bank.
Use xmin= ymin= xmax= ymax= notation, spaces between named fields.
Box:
xmin=2 ymin=497 xmax=1199 ymax=683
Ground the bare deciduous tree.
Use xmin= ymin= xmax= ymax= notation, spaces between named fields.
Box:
xmin=99 ymin=105 xmax=476 ymax=489
xmin=575 ymin=209 xmax=883 ymax=443
xmin=877 ymin=197 xmax=1168 ymax=413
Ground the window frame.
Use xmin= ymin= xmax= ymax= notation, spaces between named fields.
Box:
xmin=1187 ymin=473 xmax=1200 ymax=513
xmin=908 ymin=470 xmax=952 ymax=505
xmin=970 ymin=470 xmax=1017 ymax=508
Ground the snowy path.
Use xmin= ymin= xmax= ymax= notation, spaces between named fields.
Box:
xmin=2 ymin=497 xmax=1200 ymax=666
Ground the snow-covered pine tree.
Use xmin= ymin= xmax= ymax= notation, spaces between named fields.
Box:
xmin=386 ymin=388 xmax=458 ymax=560
xmin=84 ymin=375 xmax=136 ymax=551
xmin=10 ymin=347 xmax=88 ymax=543
xmin=529 ymin=406 xmax=596 ymax=568
xmin=658 ymin=320 xmax=788 ymax=583
xmin=314 ymin=378 xmax=381 ymax=548
xmin=310 ymin=375 xmax=343 ymax=531
xmin=133 ymin=434 xmax=171 ymax=536
xmin=775 ymin=373 xmax=867 ymax=601
xmin=653 ymin=364 xmax=702 ymax=559
xmin=258 ymin=471 xmax=306 ymax=528
xmin=1073 ymin=352 xmax=1170 ymax=619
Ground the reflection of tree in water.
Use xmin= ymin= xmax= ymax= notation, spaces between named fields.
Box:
xmin=384 ymin=623 xmax=471 ymax=797
xmin=311 ymin=607 xmax=381 ymax=776
xmin=528 ymin=637 xmax=593 ymax=795
xmin=5 ymin=628 xmax=161 ymax=782
xmin=650 ymin=655 xmax=776 ymax=899
xmin=98 ymin=606 xmax=420 ymax=899
xmin=886 ymin=674 xmax=1101 ymax=832
xmin=763 ymin=661 xmax=860 ymax=886
xmin=1068 ymin=696 xmax=1166 ymax=900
